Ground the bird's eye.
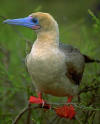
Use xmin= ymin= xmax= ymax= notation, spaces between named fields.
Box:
xmin=32 ymin=18 xmax=38 ymax=23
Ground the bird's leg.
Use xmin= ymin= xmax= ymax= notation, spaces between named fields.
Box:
xmin=67 ymin=96 xmax=76 ymax=119
xmin=29 ymin=92 xmax=50 ymax=109
xmin=54 ymin=96 xmax=76 ymax=119
xmin=67 ymin=96 xmax=73 ymax=103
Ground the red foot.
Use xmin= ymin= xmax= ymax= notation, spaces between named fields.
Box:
xmin=29 ymin=96 xmax=45 ymax=104
xmin=54 ymin=105 xmax=76 ymax=119
xmin=29 ymin=92 xmax=51 ymax=109
xmin=54 ymin=96 xmax=76 ymax=119
xmin=29 ymin=94 xmax=75 ymax=119
xmin=29 ymin=92 xmax=45 ymax=104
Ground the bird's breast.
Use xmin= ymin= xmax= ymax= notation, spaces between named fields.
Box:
xmin=27 ymin=47 xmax=66 ymax=83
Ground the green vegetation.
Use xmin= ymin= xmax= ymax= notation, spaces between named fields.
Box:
xmin=0 ymin=0 xmax=100 ymax=123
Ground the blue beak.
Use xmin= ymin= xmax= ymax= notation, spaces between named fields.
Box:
xmin=3 ymin=16 xmax=40 ymax=29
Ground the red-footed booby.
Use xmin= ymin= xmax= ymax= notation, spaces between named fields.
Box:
xmin=4 ymin=12 xmax=100 ymax=119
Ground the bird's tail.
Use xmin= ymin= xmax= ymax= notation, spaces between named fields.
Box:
xmin=83 ymin=55 xmax=100 ymax=63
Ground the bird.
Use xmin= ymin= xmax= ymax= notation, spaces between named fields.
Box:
xmin=4 ymin=12 xmax=100 ymax=119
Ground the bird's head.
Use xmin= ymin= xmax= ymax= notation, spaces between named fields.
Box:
xmin=3 ymin=12 xmax=58 ymax=33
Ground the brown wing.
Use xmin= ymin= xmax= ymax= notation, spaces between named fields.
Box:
xmin=59 ymin=42 xmax=100 ymax=85
xmin=59 ymin=42 xmax=85 ymax=85
xmin=66 ymin=63 xmax=84 ymax=85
